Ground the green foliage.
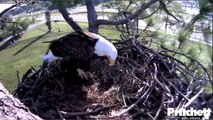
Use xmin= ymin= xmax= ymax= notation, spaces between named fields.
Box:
xmin=145 ymin=15 xmax=158 ymax=26
xmin=148 ymin=30 xmax=212 ymax=73
xmin=0 ymin=17 xmax=35 ymax=40
xmin=152 ymin=31 xmax=178 ymax=50
xmin=51 ymin=0 xmax=84 ymax=9
xmin=177 ymin=30 xmax=190 ymax=43
xmin=199 ymin=0 xmax=212 ymax=15
xmin=17 ymin=17 xmax=35 ymax=31
xmin=186 ymin=46 xmax=201 ymax=58
xmin=102 ymin=0 xmax=117 ymax=8
xmin=150 ymin=30 xmax=160 ymax=39
xmin=167 ymin=2 xmax=184 ymax=14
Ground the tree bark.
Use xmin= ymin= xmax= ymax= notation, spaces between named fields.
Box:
xmin=0 ymin=82 xmax=42 ymax=120
xmin=85 ymin=0 xmax=98 ymax=33
xmin=45 ymin=11 xmax=52 ymax=32
xmin=57 ymin=1 xmax=83 ymax=32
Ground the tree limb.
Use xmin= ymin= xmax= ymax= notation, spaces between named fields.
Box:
xmin=159 ymin=0 xmax=181 ymax=22
xmin=140 ymin=0 xmax=171 ymax=20
xmin=0 ymin=1 xmax=36 ymax=18
xmin=0 ymin=4 xmax=18 ymax=17
xmin=96 ymin=0 xmax=159 ymax=25
xmin=57 ymin=1 xmax=83 ymax=32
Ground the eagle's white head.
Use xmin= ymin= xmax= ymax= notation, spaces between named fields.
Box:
xmin=90 ymin=33 xmax=118 ymax=65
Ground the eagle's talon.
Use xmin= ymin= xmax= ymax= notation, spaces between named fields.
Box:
xmin=77 ymin=68 xmax=96 ymax=80
xmin=86 ymin=72 xmax=97 ymax=80
xmin=77 ymin=68 xmax=88 ymax=80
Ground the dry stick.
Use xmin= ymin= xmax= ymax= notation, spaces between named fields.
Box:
xmin=177 ymin=91 xmax=192 ymax=109
xmin=89 ymin=115 xmax=116 ymax=119
xmin=175 ymin=67 xmax=193 ymax=82
xmin=167 ymin=81 xmax=191 ymax=108
xmin=182 ymin=88 xmax=204 ymax=109
xmin=117 ymin=81 xmax=154 ymax=117
xmin=131 ymin=111 xmax=144 ymax=119
xmin=152 ymin=64 xmax=175 ymax=105
xmin=32 ymin=70 xmax=47 ymax=89
xmin=168 ymin=82 xmax=190 ymax=101
xmin=122 ymin=92 xmax=128 ymax=107
xmin=16 ymin=71 xmax=20 ymax=83
xmin=153 ymin=63 xmax=171 ymax=94
xmin=154 ymin=94 xmax=165 ymax=119
xmin=176 ymin=64 xmax=206 ymax=81
xmin=136 ymin=86 xmax=147 ymax=97
xmin=60 ymin=105 xmax=116 ymax=117
xmin=21 ymin=70 xmax=47 ymax=99
xmin=135 ymin=40 xmax=173 ymax=75
xmin=147 ymin=112 xmax=155 ymax=120
xmin=31 ymin=67 xmax=37 ymax=72
xmin=159 ymin=51 xmax=189 ymax=70
xmin=143 ymin=83 xmax=154 ymax=104
xmin=160 ymin=48 xmax=209 ymax=81
xmin=186 ymin=71 xmax=197 ymax=91
xmin=161 ymin=49 xmax=212 ymax=82
xmin=56 ymin=108 xmax=65 ymax=120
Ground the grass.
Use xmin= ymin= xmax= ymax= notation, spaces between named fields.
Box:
xmin=0 ymin=22 xmax=121 ymax=92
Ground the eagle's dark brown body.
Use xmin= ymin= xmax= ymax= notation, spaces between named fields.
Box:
xmin=49 ymin=31 xmax=98 ymax=61
xmin=47 ymin=32 xmax=99 ymax=85
xmin=45 ymin=31 xmax=117 ymax=85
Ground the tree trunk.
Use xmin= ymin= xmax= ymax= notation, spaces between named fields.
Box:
xmin=85 ymin=0 xmax=99 ymax=33
xmin=45 ymin=11 xmax=52 ymax=32
xmin=0 ymin=82 xmax=42 ymax=120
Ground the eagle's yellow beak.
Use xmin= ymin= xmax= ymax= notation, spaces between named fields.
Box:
xmin=107 ymin=56 xmax=115 ymax=66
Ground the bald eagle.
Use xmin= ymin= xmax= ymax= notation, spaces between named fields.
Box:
xmin=43 ymin=31 xmax=118 ymax=80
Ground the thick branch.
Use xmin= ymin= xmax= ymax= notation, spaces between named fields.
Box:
xmin=0 ymin=4 xmax=17 ymax=17
xmin=97 ymin=0 xmax=159 ymax=25
xmin=184 ymin=14 xmax=201 ymax=31
xmin=159 ymin=0 xmax=181 ymax=22
xmin=57 ymin=2 xmax=83 ymax=32
xmin=0 ymin=1 xmax=36 ymax=18
xmin=85 ymin=0 xmax=98 ymax=33
xmin=141 ymin=0 xmax=171 ymax=20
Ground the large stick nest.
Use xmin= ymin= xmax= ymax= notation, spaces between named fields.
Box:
xmin=13 ymin=38 xmax=212 ymax=119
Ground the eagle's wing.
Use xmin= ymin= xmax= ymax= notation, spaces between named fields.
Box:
xmin=49 ymin=32 xmax=95 ymax=60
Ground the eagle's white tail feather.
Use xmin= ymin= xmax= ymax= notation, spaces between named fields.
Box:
xmin=42 ymin=51 xmax=58 ymax=63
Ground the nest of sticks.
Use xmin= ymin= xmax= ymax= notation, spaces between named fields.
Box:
xmin=13 ymin=38 xmax=212 ymax=119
